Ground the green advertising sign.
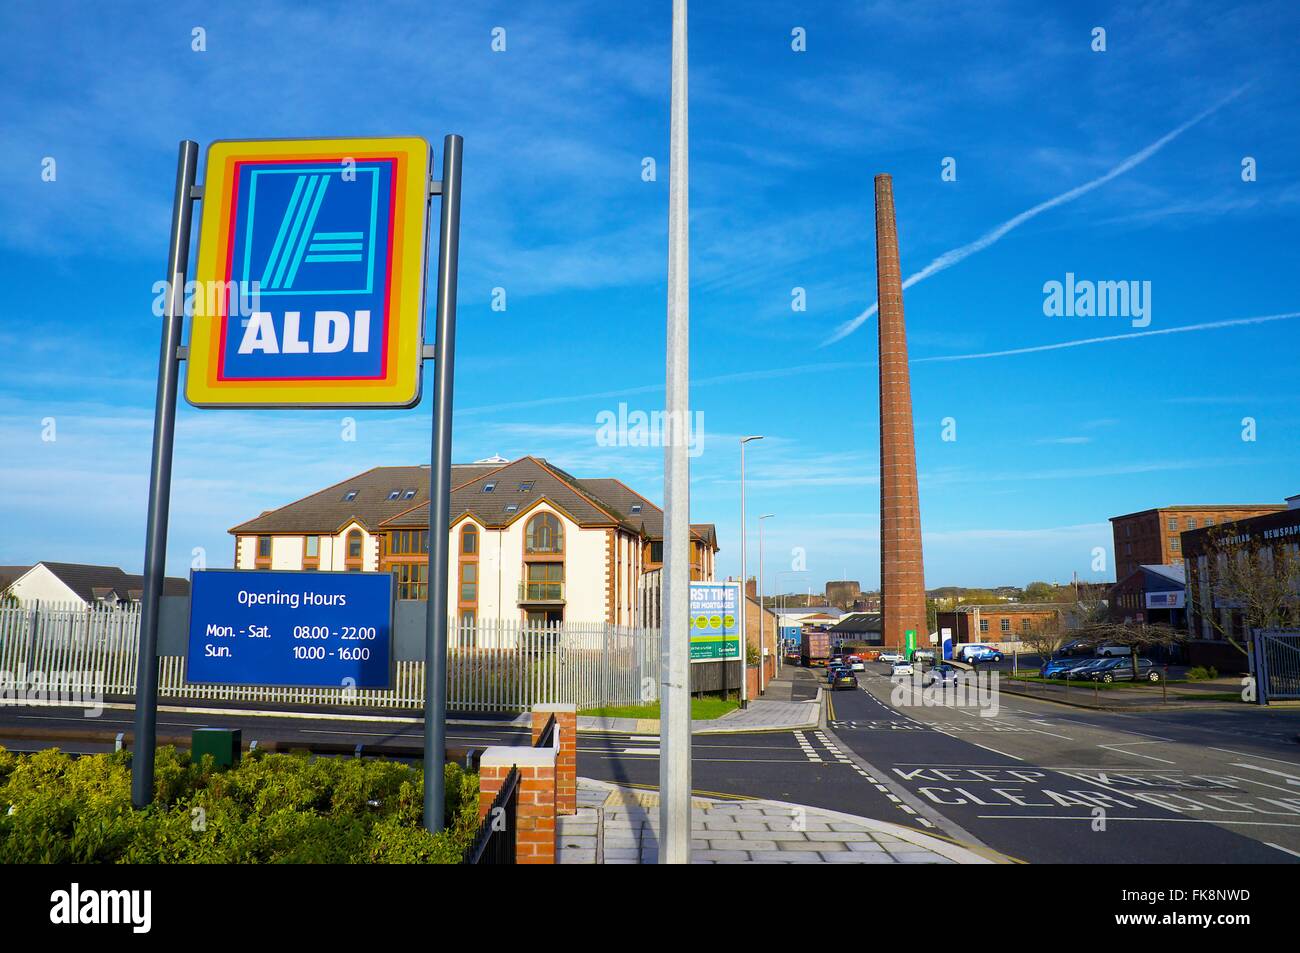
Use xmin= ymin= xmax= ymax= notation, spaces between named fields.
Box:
xmin=905 ymin=629 xmax=917 ymax=656
xmin=688 ymin=582 xmax=741 ymax=662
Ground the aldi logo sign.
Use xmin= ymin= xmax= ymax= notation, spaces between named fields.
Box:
xmin=186 ymin=137 xmax=430 ymax=407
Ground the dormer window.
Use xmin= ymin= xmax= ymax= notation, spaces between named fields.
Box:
xmin=483 ymin=482 xmax=496 ymax=493
xmin=343 ymin=490 xmax=358 ymax=502
xmin=506 ymin=504 xmax=519 ymax=514
xmin=402 ymin=488 xmax=416 ymax=500
xmin=630 ymin=503 xmax=642 ymax=515
xmin=387 ymin=489 xmax=401 ymax=501
xmin=518 ymin=481 xmax=534 ymax=492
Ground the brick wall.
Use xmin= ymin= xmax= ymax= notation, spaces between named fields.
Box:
xmin=478 ymin=746 xmax=558 ymax=864
xmin=531 ymin=704 xmax=577 ymax=815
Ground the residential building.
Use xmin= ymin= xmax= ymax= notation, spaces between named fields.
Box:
xmin=1110 ymin=504 xmax=1286 ymax=581
xmin=3 ymin=562 xmax=190 ymax=608
xmin=229 ymin=456 xmax=718 ymax=626
xmin=935 ymin=603 xmax=1071 ymax=644
xmin=1182 ymin=495 xmax=1300 ymax=671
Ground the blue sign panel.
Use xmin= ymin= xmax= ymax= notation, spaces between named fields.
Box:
xmin=186 ymin=570 xmax=393 ymax=689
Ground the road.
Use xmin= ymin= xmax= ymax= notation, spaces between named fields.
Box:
xmin=827 ymin=663 xmax=1300 ymax=863
xmin=5 ymin=675 xmax=1300 ymax=864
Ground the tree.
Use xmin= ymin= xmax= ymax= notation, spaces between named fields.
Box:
xmin=1022 ymin=581 xmax=1056 ymax=602
xmin=1192 ymin=526 xmax=1300 ymax=657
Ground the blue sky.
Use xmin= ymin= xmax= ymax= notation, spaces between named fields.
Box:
xmin=2 ymin=1 xmax=1298 ymax=593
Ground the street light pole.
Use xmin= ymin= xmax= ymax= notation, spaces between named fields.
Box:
xmin=758 ymin=513 xmax=775 ymax=695
xmin=659 ymin=0 xmax=692 ymax=866
xmin=738 ymin=435 xmax=763 ymax=707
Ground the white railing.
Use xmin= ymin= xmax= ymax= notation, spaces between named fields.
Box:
xmin=0 ymin=604 xmax=660 ymax=712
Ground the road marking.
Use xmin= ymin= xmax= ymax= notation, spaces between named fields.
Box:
xmin=1210 ymin=747 xmax=1300 ymax=768
xmin=1098 ymin=742 xmax=1177 ymax=765
xmin=622 ymin=747 xmax=660 ymax=755
xmin=1266 ymin=842 xmax=1300 ymax=859
xmin=1229 ymin=762 xmax=1300 ymax=785
xmin=976 ymin=815 xmax=1300 ymax=828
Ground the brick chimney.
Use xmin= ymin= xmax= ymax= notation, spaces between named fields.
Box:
xmin=875 ymin=174 xmax=927 ymax=650
xmin=745 ymin=576 xmax=756 ymax=600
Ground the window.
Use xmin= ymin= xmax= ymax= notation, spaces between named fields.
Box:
xmin=482 ymin=482 xmax=496 ymax=493
xmin=347 ymin=530 xmax=363 ymax=560
xmin=1167 ymin=517 xmax=1178 ymax=531
xmin=1187 ymin=518 xmax=1197 ymax=530
xmin=1000 ymin=618 xmax=1011 ymax=633
xmin=459 ymin=563 xmax=478 ymax=602
xmin=630 ymin=503 xmax=642 ymax=515
xmin=505 ymin=503 xmax=519 ymax=514
xmin=343 ymin=490 xmax=358 ymax=502
xmin=1125 ymin=524 xmax=1131 ymax=538
xmin=387 ymin=489 xmax=401 ymax=501
xmin=649 ymin=541 xmax=663 ymax=563
xmin=304 ymin=535 xmax=319 ymax=558
xmin=257 ymin=536 xmax=272 ymax=559
xmin=979 ymin=619 xmax=989 ymax=633
xmin=390 ymin=530 xmax=429 ymax=555
xmin=1170 ymin=536 xmax=1181 ymax=553
xmin=1021 ymin=618 xmax=1032 ymax=631
xmin=460 ymin=609 xmax=476 ymax=627
xmin=461 ymin=524 xmax=478 ymax=555
xmin=392 ymin=563 xmax=428 ymax=600
xmin=524 ymin=562 xmax=563 ymax=600
xmin=525 ymin=513 xmax=563 ymax=553
xmin=518 ymin=481 xmax=534 ymax=492
xmin=402 ymin=488 xmax=416 ymax=500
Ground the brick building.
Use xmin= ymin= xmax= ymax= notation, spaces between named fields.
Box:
xmin=1182 ymin=496 xmax=1300 ymax=671
xmin=935 ymin=603 xmax=1070 ymax=644
xmin=1110 ymin=504 xmax=1285 ymax=581
xmin=1110 ymin=564 xmax=1186 ymax=628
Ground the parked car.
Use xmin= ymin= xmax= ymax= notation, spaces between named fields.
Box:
xmin=878 ymin=652 xmax=905 ymax=664
xmin=832 ymin=670 xmax=859 ymax=691
xmin=847 ymin=655 xmax=866 ymax=671
xmin=1063 ymin=659 xmax=1112 ymax=680
xmin=890 ymin=660 xmax=915 ymax=677
xmin=829 ymin=654 xmax=848 ymax=667
xmin=1095 ymin=644 xmax=1131 ymax=658
xmin=1040 ymin=657 xmax=1095 ymax=679
xmin=1091 ymin=657 xmax=1163 ymax=683
xmin=1056 ymin=638 xmax=1091 ymax=656
xmin=957 ymin=644 xmax=1004 ymax=663
xmin=912 ymin=650 xmax=936 ymax=663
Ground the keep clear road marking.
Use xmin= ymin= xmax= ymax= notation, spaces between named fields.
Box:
xmin=1229 ymin=762 xmax=1300 ymax=786
xmin=1098 ymin=741 xmax=1177 ymax=765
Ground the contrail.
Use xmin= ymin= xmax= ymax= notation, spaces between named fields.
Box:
xmin=914 ymin=311 xmax=1300 ymax=363
xmin=821 ymin=85 xmax=1250 ymax=346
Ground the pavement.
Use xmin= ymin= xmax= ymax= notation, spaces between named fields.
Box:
xmin=556 ymin=777 xmax=1000 ymax=864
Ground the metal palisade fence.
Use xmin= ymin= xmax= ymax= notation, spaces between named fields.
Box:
xmin=0 ymin=604 xmax=660 ymax=712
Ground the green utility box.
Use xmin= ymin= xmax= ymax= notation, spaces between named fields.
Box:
xmin=191 ymin=728 xmax=242 ymax=769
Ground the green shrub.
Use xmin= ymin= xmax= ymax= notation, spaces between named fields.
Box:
xmin=1186 ymin=665 xmax=1219 ymax=681
xmin=0 ymin=745 xmax=478 ymax=864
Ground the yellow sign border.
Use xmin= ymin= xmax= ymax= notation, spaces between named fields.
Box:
xmin=185 ymin=137 xmax=430 ymax=408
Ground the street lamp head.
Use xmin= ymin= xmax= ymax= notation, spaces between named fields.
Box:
xmin=740 ymin=435 xmax=765 ymax=444
xmin=760 ymin=513 xmax=775 ymax=520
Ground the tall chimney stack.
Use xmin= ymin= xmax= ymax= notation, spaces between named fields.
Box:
xmin=874 ymin=174 xmax=927 ymax=651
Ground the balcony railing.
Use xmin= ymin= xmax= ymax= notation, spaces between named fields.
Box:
xmin=518 ymin=581 xmax=565 ymax=604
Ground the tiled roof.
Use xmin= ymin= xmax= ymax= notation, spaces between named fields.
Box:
xmin=32 ymin=562 xmax=189 ymax=603
xmin=229 ymin=458 xmax=721 ymax=548
xmin=229 ymin=463 xmax=505 ymax=534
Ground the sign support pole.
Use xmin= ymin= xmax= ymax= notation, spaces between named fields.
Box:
xmin=423 ymin=134 xmax=463 ymax=833
xmin=132 ymin=140 xmax=199 ymax=808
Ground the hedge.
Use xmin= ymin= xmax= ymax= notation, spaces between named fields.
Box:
xmin=0 ymin=745 xmax=479 ymax=864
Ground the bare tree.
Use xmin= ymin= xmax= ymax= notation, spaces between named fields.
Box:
xmin=1193 ymin=526 xmax=1300 ymax=657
